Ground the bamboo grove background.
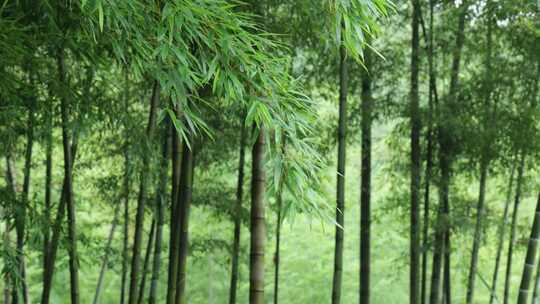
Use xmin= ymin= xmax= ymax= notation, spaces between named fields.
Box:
xmin=0 ymin=0 xmax=539 ymax=303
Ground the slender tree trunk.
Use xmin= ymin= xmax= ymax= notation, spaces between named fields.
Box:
xmin=58 ymin=49 xmax=80 ymax=304
xmin=331 ymin=29 xmax=348 ymax=304
xmin=249 ymin=128 xmax=266 ymax=304
xmin=174 ymin=136 xmax=195 ymax=304
xmin=421 ymin=65 xmax=435 ymax=304
xmin=447 ymin=0 xmax=467 ymax=98
xmin=5 ymin=155 xmax=19 ymax=201
xmin=273 ymin=133 xmax=286 ymax=304
xmin=65 ymin=168 xmax=79 ymax=304
xmin=149 ymin=124 xmax=171 ymax=304
xmin=410 ymin=0 xmax=422 ymax=301
xmin=13 ymin=70 xmax=36 ymax=304
xmin=465 ymin=158 xmax=489 ymax=303
xmin=56 ymin=47 xmax=80 ymax=304
xmin=504 ymin=152 xmax=526 ymax=304
xmin=466 ymin=4 xmax=494 ymax=300
xmin=229 ymin=115 xmax=247 ymax=304
xmin=421 ymin=0 xmax=437 ymax=301
xmin=128 ymin=80 xmax=160 ymax=304
xmin=120 ymin=70 xmax=131 ymax=304
xmin=12 ymin=69 xmax=36 ymax=304
xmin=3 ymin=157 xmax=16 ymax=304
xmin=429 ymin=142 xmax=451 ymax=304
xmin=517 ymin=190 xmax=540 ymax=303
xmin=443 ymin=233 xmax=451 ymax=304
xmin=92 ymin=202 xmax=122 ymax=304
xmin=40 ymin=140 xmax=78 ymax=304
xmin=3 ymin=223 xmax=11 ymax=304
xmin=273 ymin=196 xmax=282 ymax=304
xmin=43 ymin=98 xmax=53 ymax=282
xmin=137 ymin=220 xmax=156 ymax=304
xmin=421 ymin=118 xmax=434 ymax=304
xmin=167 ymin=105 xmax=182 ymax=304
xmin=488 ymin=162 xmax=516 ymax=304
xmin=532 ymin=253 xmax=540 ymax=304
xmin=360 ymin=47 xmax=373 ymax=304
xmin=120 ymin=149 xmax=130 ymax=304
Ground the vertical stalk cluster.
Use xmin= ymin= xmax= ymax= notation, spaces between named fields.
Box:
xmin=57 ymin=47 xmax=80 ymax=304
xmin=128 ymin=80 xmax=160 ymax=304
xmin=504 ymin=153 xmax=526 ymax=304
xmin=149 ymin=124 xmax=171 ymax=304
xmin=488 ymin=162 xmax=516 ymax=304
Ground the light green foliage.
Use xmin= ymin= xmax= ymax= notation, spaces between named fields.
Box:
xmin=0 ymin=0 xmax=539 ymax=303
xmin=327 ymin=0 xmax=392 ymax=61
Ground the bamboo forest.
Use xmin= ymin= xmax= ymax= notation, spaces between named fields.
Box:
xmin=0 ymin=0 xmax=539 ymax=303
